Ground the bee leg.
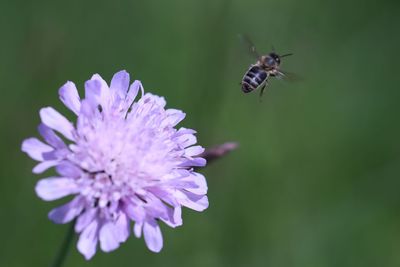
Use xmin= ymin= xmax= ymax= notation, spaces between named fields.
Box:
xmin=259 ymin=82 xmax=268 ymax=99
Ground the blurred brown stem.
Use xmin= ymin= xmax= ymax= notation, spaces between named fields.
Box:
xmin=199 ymin=142 xmax=238 ymax=165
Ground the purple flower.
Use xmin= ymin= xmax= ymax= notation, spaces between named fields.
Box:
xmin=22 ymin=71 xmax=208 ymax=259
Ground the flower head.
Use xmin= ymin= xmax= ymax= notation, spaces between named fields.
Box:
xmin=22 ymin=70 xmax=208 ymax=259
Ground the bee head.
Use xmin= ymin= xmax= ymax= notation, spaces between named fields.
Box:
xmin=265 ymin=52 xmax=292 ymax=68
xmin=270 ymin=52 xmax=281 ymax=64
xmin=263 ymin=52 xmax=280 ymax=67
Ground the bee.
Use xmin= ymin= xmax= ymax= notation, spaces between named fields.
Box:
xmin=240 ymin=35 xmax=293 ymax=98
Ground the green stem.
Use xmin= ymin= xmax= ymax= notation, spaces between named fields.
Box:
xmin=50 ymin=222 xmax=75 ymax=267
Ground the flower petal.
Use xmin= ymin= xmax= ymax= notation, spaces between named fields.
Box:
xmin=35 ymin=177 xmax=79 ymax=201
xmin=160 ymin=205 xmax=182 ymax=228
xmin=21 ymin=138 xmax=53 ymax=161
xmin=38 ymin=123 xmax=66 ymax=149
xmin=143 ymin=219 xmax=163 ymax=253
xmin=84 ymin=79 xmax=102 ymax=108
xmin=48 ymin=196 xmax=85 ymax=223
xmin=77 ymin=220 xmax=99 ymax=260
xmin=115 ymin=213 xmax=130 ymax=243
xmin=99 ymin=213 xmax=130 ymax=252
xmin=122 ymin=199 xmax=146 ymax=222
xmin=173 ymin=132 xmax=197 ymax=148
xmin=185 ymin=146 xmax=205 ymax=157
xmin=124 ymin=80 xmax=143 ymax=108
xmin=180 ymin=172 xmax=208 ymax=195
xmin=174 ymin=127 xmax=196 ymax=136
xmin=110 ymin=70 xmax=130 ymax=99
xmin=33 ymin=160 xmax=59 ymax=174
xmin=99 ymin=222 xmax=121 ymax=252
xmin=133 ymin=222 xmax=143 ymax=238
xmin=59 ymin=81 xmax=81 ymax=115
xmin=179 ymin=157 xmax=206 ymax=167
xmin=175 ymin=190 xmax=209 ymax=212
xmin=55 ymin=161 xmax=82 ymax=178
xmin=89 ymin=74 xmax=110 ymax=109
xmin=77 ymin=99 xmax=95 ymax=120
xmin=162 ymin=109 xmax=185 ymax=127
xmin=76 ymin=208 xmax=98 ymax=233
xmin=143 ymin=93 xmax=165 ymax=108
xmin=172 ymin=206 xmax=182 ymax=226
xmin=40 ymin=107 xmax=75 ymax=141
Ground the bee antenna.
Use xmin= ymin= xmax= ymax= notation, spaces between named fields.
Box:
xmin=279 ymin=53 xmax=293 ymax=58
xmin=271 ymin=45 xmax=275 ymax=52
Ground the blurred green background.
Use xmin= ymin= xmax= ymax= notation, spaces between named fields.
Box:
xmin=1 ymin=0 xmax=400 ymax=266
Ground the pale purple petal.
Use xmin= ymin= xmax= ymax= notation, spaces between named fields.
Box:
xmin=175 ymin=190 xmax=209 ymax=211
xmin=21 ymin=138 xmax=53 ymax=161
xmin=33 ymin=160 xmax=59 ymax=174
xmin=185 ymin=146 xmax=205 ymax=157
xmin=55 ymin=161 xmax=81 ymax=178
xmin=147 ymin=187 xmax=180 ymax=207
xmin=40 ymin=107 xmax=75 ymax=141
xmin=134 ymin=222 xmax=143 ymax=238
xmin=90 ymin=74 xmax=110 ymax=108
xmin=172 ymin=206 xmax=182 ymax=226
xmin=174 ymin=127 xmax=196 ymax=136
xmin=161 ymin=205 xmax=182 ymax=228
xmin=99 ymin=213 xmax=130 ymax=252
xmin=35 ymin=177 xmax=79 ymax=201
xmin=143 ymin=93 xmax=166 ymax=108
xmin=59 ymin=81 xmax=81 ymax=115
xmin=125 ymin=80 xmax=143 ymax=108
xmin=76 ymin=208 xmax=98 ymax=233
xmin=48 ymin=196 xmax=85 ymax=223
xmin=122 ymin=200 xmax=146 ymax=222
xmin=161 ymin=109 xmax=185 ymax=127
xmin=179 ymin=157 xmax=206 ymax=167
xmin=142 ymin=194 xmax=170 ymax=219
xmin=173 ymin=131 xmax=197 ymax=148
xmin=110 ymin=70 xmax=130 ymax=99
xmin=180 ymin=173 xmax=208 ymax=195
xmin=115 ymin=213 xmax=130 ymax=243
xmin=38 ymin=123 xmax=66 ymax=149
xmin=99 ymin=221 xmax=121 ymax=252
xmin=143 ymin=220 xmax=163 ymax=253
xmin=77 ymin=99 xmax=96 ymax=125
xmin=84 ymin=79 xmax=102 ymax=108
xmin=78 ymin=220 xmax=99 ymax=260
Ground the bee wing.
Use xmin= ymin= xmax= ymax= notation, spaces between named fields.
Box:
xmin=238 ymin=34 xmax=260 ymax=60
xmin=275 ymin=70 xmax=302 ymax=82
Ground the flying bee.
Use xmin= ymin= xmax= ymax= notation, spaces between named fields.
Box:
xmin=240 ymin=35 xmax=293 ymax=98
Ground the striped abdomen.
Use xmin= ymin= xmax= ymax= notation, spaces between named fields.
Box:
xmin=241 ymin=65 xmax=268 ymax=93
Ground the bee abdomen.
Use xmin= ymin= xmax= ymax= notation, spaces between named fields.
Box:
xmin=241 ymin=66 xmax=268 ymax=93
